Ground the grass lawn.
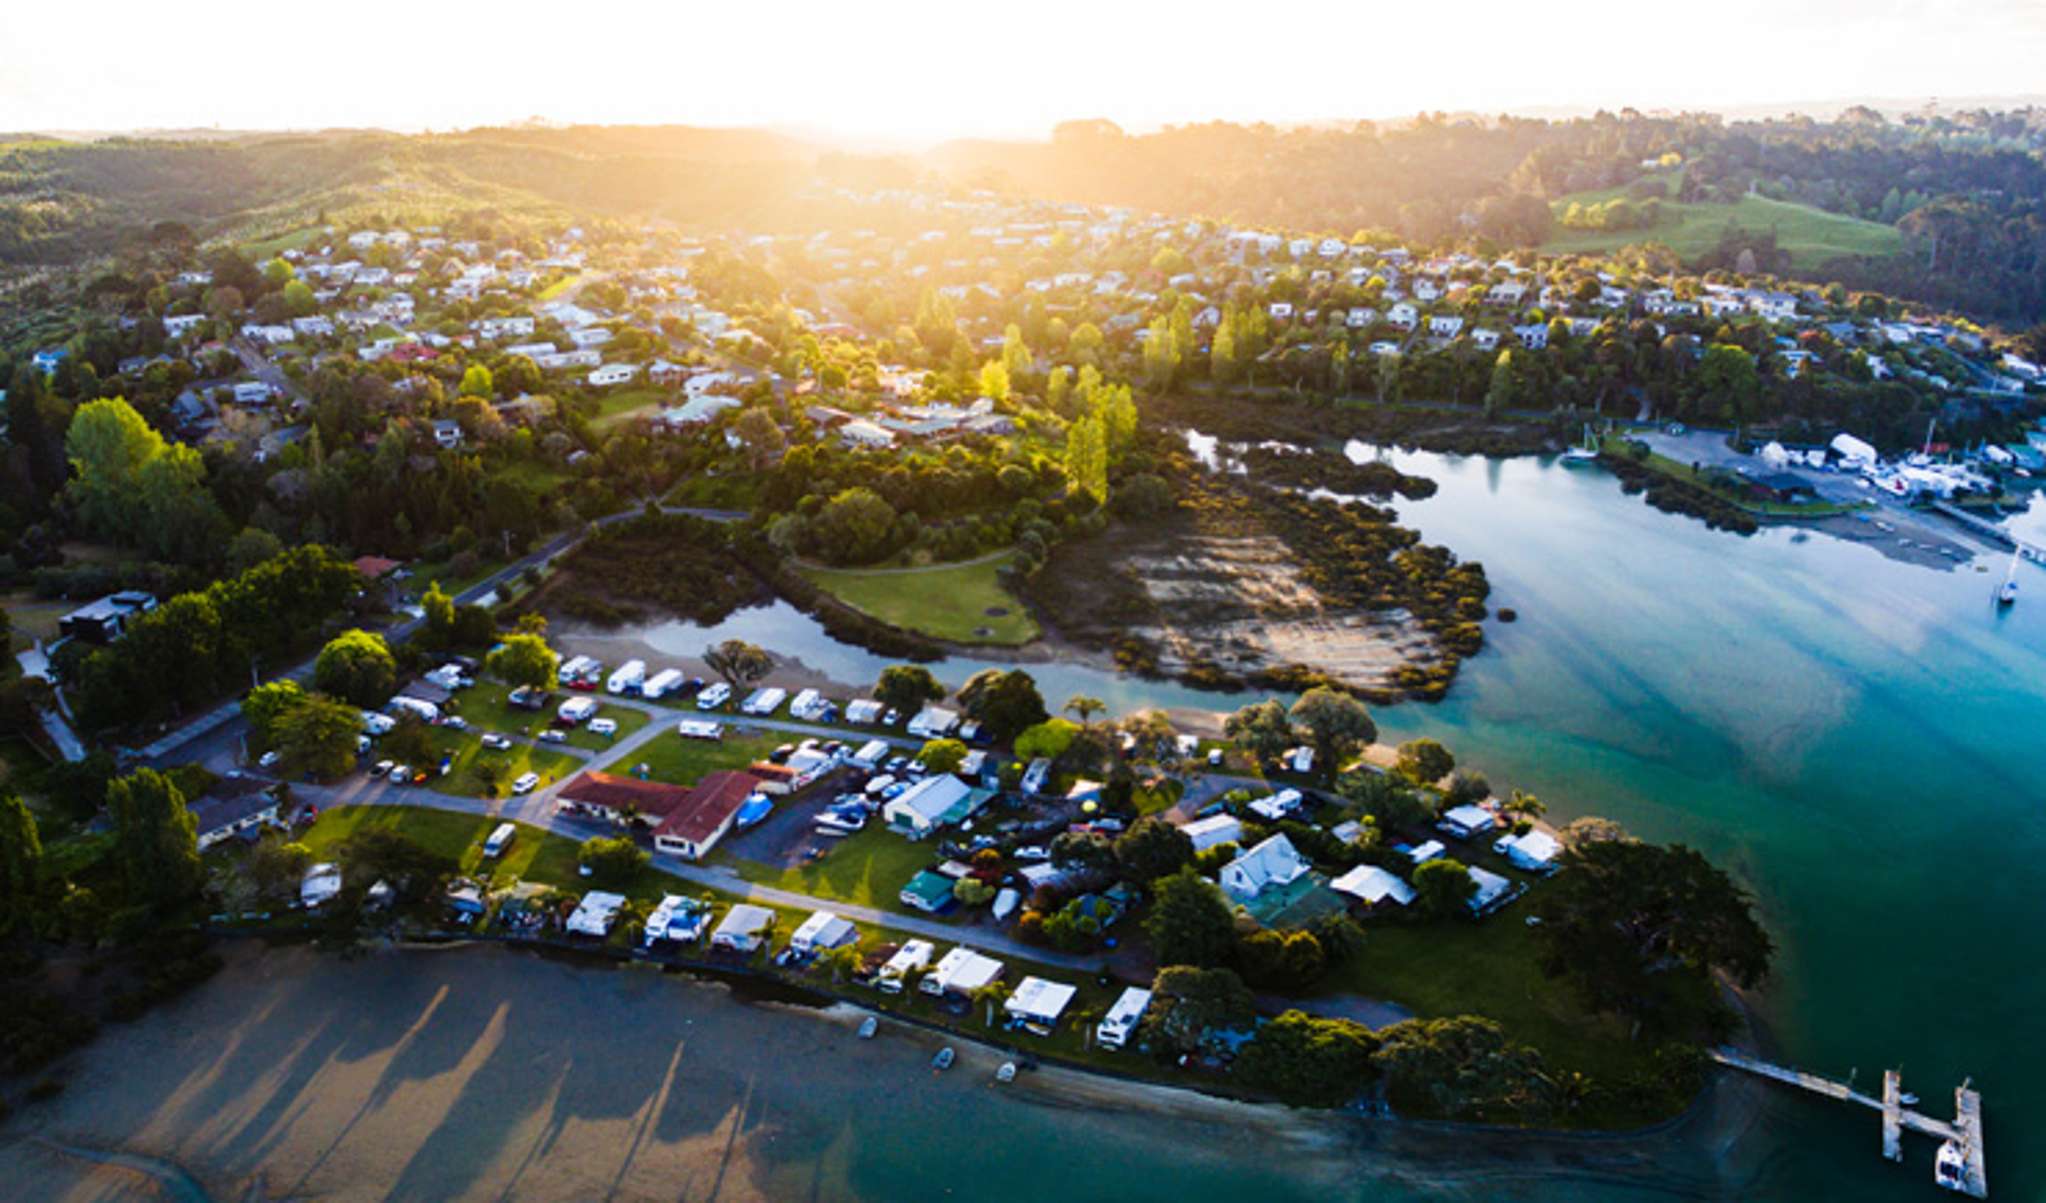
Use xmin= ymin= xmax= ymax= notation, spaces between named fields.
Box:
xmin=298 ymin=805 xmax=661 ymax=897
xmin=1541 ymin=177 xmax=1902 ymax=268
xmin=589 ymin=388 xmax=667 ymax=430
xmin=2 ymin=593 xmax=70 ymax=651
xmin=663 ymin=472 xmax=760 ymax=511
xmin=408 ymin=727 xmax=584 ymax=799
xmin=597 ymin=728 xmax=781 ymax=785
xmin=401 ymin=556 xmax=507 ymax=603
xmin=723 ymin=823 xmax=941 ymax=913
xmin=537 ymin=273 xmax=584 ymax=302
xmin=801 ymin=553 xmax=1039 ymax=645
xmin=452 ymin=684 xmax=651 ymax=752
xmin=240 ymin=226 xmax=320 ymax=258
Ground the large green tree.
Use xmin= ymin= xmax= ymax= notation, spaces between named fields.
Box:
xmin=1143 ymin=866 xmax=1239 ymax=968
xmin=704 ymin=639 xmax=772 ymax=690
xmin=242 ymin=679 xmax=308 ymax=750
xmin=1114 ymin=816 xmax=1195 ymax=882
xmin=874 ymin=664 xmax=944 ymax=714
xmin=0 ymin=791 xmax=44 ymax=931
xmin=1142 ymin=965 xmax=1256 ymax=1055
xmin=486 ymin=633 xmax=559 ymax=690
xmin=1414 ymin=858 xmax=1477 ymax=919
xmin=1288 ymin=687 xmax=1376 ymax=775
xmin=275 ymin=692 xmax=364 ymax=780
xmin=1224 ymin=698 xmax=1294 ymax=765
xmin=1236 ymin=1010 xmax=1381 ymax=1105
xmin=956 ymin=668 xmax=1047 ymax=741
xmin=814 ymin=486 xmax=897 ymax=565
xmin=314 ymin=629 xmax=397 ymax=708
xmin=107 ymin=768 xmax=203 ymax=904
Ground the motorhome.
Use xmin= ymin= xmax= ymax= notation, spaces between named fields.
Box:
xmin=696 ymin=682 xmax=732 ymax=709
xmin=606 ymin=660 xmax=647 ymax=695
xmin=482 ymin=822 xmax=516 ymax=859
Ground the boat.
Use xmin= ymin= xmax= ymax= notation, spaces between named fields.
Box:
xmin=1898 ymin=1091 xmax=1920 ymax=1106
xmin=857 ymin=1016 xmax=878 ymax=1039
xmin=995 ymin=1061 xmax=1017 ymax=1083
xmin=932 ymin=1047 xmax=955 ymax=1071
xmin=1996 ymin=548 xmax=2020 ymax=607
xmin=1935 ymin=1139 xmax=1968 ymax=1191
xmin=1559 ymin=424 xmax=1600 ymax=466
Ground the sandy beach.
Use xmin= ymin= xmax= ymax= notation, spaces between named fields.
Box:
xmin=0 ymin=941 xmax=1797 ymax=1203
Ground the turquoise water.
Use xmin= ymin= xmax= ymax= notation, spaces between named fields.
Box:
xmin=629 ymin=453 xmax=2046 ymax=1201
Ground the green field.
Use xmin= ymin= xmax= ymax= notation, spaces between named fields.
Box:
xmin=453 ymin=684 xmax=651 ymax=752
xmin=240 ymin=226 xmax=322 ymax=259
xmin=598 ymin=728 xmax=780 ymax=785
xmin=590 ymin=388 xmax=668 ymax=429
xmin=723 ymin=823 xmax=941 ymax=914
xmin=1542 ymin=178 xmax=1902 ymax=267
xmin=408 ymin=726 xmax=584 ymax=799
xmin=801 ymin=553 xmax=1040 ymax=645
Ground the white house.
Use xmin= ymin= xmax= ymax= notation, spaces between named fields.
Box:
xmin=789 ymin=909 xmax=858 ymax=954
xmin=189 ymin=778 xmax=281 ymax=851
xmin=711 ymin=903 xmax=776 ymax=953
xmin=1512 ymin=323 xmax=1550 ymax=350
xmin=1219 ymin=834 xmax=1310 ymax=905
xmin=1329 ymin=864 xmax=1415 ymax=909
xmin=1247 ymin=789 xmax=1304 ymax=822
xmin=588 ymin=363 xmax=638 ymax=387
xmin=840 ymin=419 xmax=895 ymax=449
xmin=1004 ymin=977 xmax=1079 ymax=1030
xmin=1345 ymin=307 xmax=1378 ymax=329
xmin=1427 ymin=314 xmax=1464 ymax=338
xmin=1471 ymin=328 xmax=1500 ymax=351
xmin=921 ymin=946 xmax=1003 ymax=997
xmin=1494 ymin=829 xmax=1562 ymax=874
xmin=1438 ymin=804 xmax=1497 ymax=840
xmin=1179 ymin=813 xmax=1244 ymax=853
xmin=1386 ymin=303 xmax=1420 ymax=331
xmin=163 ymin=314 xmax=208 ymax=338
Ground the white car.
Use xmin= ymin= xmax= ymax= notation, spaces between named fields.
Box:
xmin=440 ymin=716 xmax=469 ymax=731
xmin=1013 ymin=845 xmax=1049 ymax=863
xmin=1207 ymin=748 xmax=1225 ymax=767
xmin=372 ymin=759 xmax=395 ymax=777
xmin=511 ymin=772 xmax=541 ymax=795
xmin=480 ymin=733 xmax=513 ymax=750
xmin=257 ymin=750 xmax=281 ymax=769
xmin=390 ymin=764 xmax=412 ymax=783
xmin=537 ymin=729 xmax=568 ymax=744
xmin=588 ymin=718 xmax=618 ymax=737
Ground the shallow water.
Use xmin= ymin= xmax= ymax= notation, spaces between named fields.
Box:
xmin=618 ymin=448 xmax=2046 ymax=1200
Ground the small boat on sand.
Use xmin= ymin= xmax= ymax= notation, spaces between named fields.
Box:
xmin=857 ymin=1016 xmax=877 ymax=1039
xmin=932 ymin=1047 xmax=955 ymax=1071
xmin=995 ymin=1061 xmax=1017 ymax=1083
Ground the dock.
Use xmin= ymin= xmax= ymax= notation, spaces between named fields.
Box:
xmin=1928 ymin=500 xmax=2045 ymax=564
xmin=1709 ymin=1048 xmax=1986 ymax=1197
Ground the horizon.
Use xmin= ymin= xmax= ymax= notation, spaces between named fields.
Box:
xmin=8 ymin=0 xmax=2046 ymax=142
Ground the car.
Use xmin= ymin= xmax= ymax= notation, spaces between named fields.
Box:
xmin=588 ymin=718 xmax=618 ymax=737
xmin=480 ymin=733 xmax=513 ymax=750
xmin=885 ymin=756 xmax=910 ymax=775
xmin=1013 ymin=845 xmax=1049 ymax=862
xmin=257 ymin=750 xmax=282 ymax=769
xmin=440 ymin=715 xmax=469 ymax=731
xmin=372 ymin=759 xmax=395 ymax=777
xmin=882 ymin=708 xmax=902 ymax=727
xmin=356 ymin=735 xmax=372 ymax=755
xmin=390 ymin=764 xmax=412 ymax=782
xmin=537 ymin=729 xmax=568 ymax=743
xmin=511 ymin=772 xmax=541 ymax=795
xmin=411 ymin=768 xmax=430 ymax=785
xmin=1207 ymin=748 xmax=1225 ymax=767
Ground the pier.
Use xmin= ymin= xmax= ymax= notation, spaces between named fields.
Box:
xmin=1928 ymin=501 xmax=2045 ymax=564
xmin=1709 ymin=1048 xmax=1987 ymax=1197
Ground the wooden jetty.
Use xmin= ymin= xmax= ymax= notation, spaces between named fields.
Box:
xmin=1929 ymin=501 xmax=2045 ymax=564
xmin=1710 ymin=1048 xmax=1986 ymax=1197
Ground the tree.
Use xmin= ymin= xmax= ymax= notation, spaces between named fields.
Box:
xmin=580 ymin=836 xmax=650 ymax=888
xmin=1561 ymin=815 xmax=1628 ymax=848
xmin=1143 ymin=866 xmax=1239 ymax=968
xmin=1698 ymin=343 xmax=1760 ymax=423
xmin=1288 ymin=687 xmax=1375 ymax=775
xmin=1501 ymin=789 xmax=1546 ymax=826
xmin=245 ymin=838 xmax=313 ymax=902
xmin=952 ymin=876 xmax=995 ymax=906
xmin=420 ymin=580 xmax=456 ymax=647
xmin=314 ymin=629 xmax=397 ymax=708
xmin=1063 ymin=414 xmax=1108 ymax=504
xmin=978 ymin=359 xmax=1011 ymax=403
xmin=498 ymin=354 xmax=543 ymax=396
xmin=1373 ymin=1015 xmax=1551 ymax=1120
xmin=1533 ymin=836 xmax=1773 ymax=1021
xmin=1413 ymin=858 xmax=1477 ymax=919
xmin=65 ymin=396 xmax=167 ymax=535
xmin=1224 ymin=699 xmax=1294 ymax=765
xmin=1115 ymin=816 xmax=1194 ymax=882
xmin=1340 ymin=769 xmax=1433 ymax=832
xmin=969 ymin=979 xmax=1013 ymax=1028
xmin=917 ymin=738 xmax=968 ymax=775
xmin=459 ymin=362 xmax=495 ymax=398
xmin=486 ymin=633 xmax=559 ymax=690
xmin=107 ymin=768 xmax=203 ymax=904
xmin=813 ymin=486 xmax=897 ymax=565
xmin=956 ymin=668 xmax=1047 ymax=741
xmin=225 ymin=526 xmax=285 ymax=574
xmin=1050 ymin=830 xmax=1115 ymax=874
xmin=274 ymin=693 xmax=363 ymax=780
xmin=874 ymin=664 xmax=944 ymax=715
xmin=1235 ymin=927 xmax=1329 ymax=990
xmin=1394 ymin=738 xmax=1455 ymax=786
xmin=1143 ymin=965 xmax=1256 ymax=1055
xmin=337 ymin=829 xmax=455 ymax=907
xmin=1484 ymin=350 xmax=1515 ymax=418
xmin=0 ymin=791 xmax=43 ymax=931
xmin=242 ymin=679 xmax=307 ymax=750
xmin=1376 ymin=351 xmax=1401 ymax=402
xmin=1013 ymin=717 xmax=1079 ymax=763
xmin=731 ymin=407 xmax=786 ymax=471
xmin=819 ymin=941 xmax=865 ymax=983
xmin=1236 ymin=1010 xmax=1381 ymax=1105
xmin=1063 ymin=695 xmax=1107 ymax=728
xmin=704 ymin=639 xmax=772 ymax=690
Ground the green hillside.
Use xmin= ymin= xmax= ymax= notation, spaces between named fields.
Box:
xmin=1540 ymin=175 xmax=1902 ymax=267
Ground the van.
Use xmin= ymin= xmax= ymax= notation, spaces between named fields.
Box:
xmin=697 ymin=682 xmax=732 ymax=710
xmin=483 ymin=822 xmax=516 ymax=859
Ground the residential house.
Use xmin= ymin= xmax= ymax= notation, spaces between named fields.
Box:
xmin=588 ymin=363 xmax=638 ymax=387
xmin=1179 ymin=813 xmax=1244 ymax=853
xmin=1427 ymin=314 xmax=1464 ymax=339
xmin=1329 ymin=864 xmax=1415 ymax=909
xmin=1438 ymin=803 xmax=1497 ymax=840
xmin=1471 ymin=328 xmax=1500 ymax=351
xmin=651 ymin=770 xmax=761 ymax=859
xmin=1512 ymin=323 xmax=1549 ymax=350
xmin=189 ymin=776 xmax=281 ymax=851
xmin=1219 ymin=834 xmax=1310 ymax=905
xmin=1386 ymin=303 xmax=1419 ymax=332
xmin=59 ymin=592 xmax=157 ymax=644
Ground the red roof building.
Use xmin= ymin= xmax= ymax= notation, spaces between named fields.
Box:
xmin=652 ymin=770 xmax=760 ymax=860
xmin=557 ymin=771 xmax=693 ymax=825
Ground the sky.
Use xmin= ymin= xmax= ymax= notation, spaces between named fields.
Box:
xmin=7 ymin=0 xmax=2046 ymax=143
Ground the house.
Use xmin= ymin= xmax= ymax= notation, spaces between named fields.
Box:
xmin=1427 ymin=314 xmax=1464 ymax=339
xmin=189 ymin=776 xmax=280 ymax=851
xmin=789 ymin=909 xmax=858 ymax=954
xmin=588 ymin=363 xmax=638 ymax=387
xmin=840 ymin=419 xmax=895 ymax=449
xmin=659 ymin=394 xmax=742 ymax=428
xmin=1219 ymin=834 xmax=1310 ymax=905
xmin=1512 ymin=323 xmax=1550 ymax=350
xmin=711 ymin=903 xmax=776 ymax=953
xmin=1438 ymin=803 xmax=1497 ymax=840
xmin=1386 ymin=303 xmax=1419 ymax=331
xmin=163 ymin=314 xmax=208 ymax=338
xmin=59 ymin=592 xmax=157 ymax=644
xmin=1471 ymin=328 xmax=1500 ymax=352
xmin=231 ymin=381 xmax=275 ymax=406
xmin=1467 ymin=866 xmax=1520 ymax=916
xmin=431 ymin=419 xmax=463 ymax=450
xmin=1247 ymin=789 xmax=1304 ymax=822
xmin=1494 ymin=829 xmax=1562 ymax=874
xmin=1345 ymin=307 xmax=1377 ymax=329
xmin=566 ymin=891 xmax=626 ymax=937
xmin=920 ymin=947 xmax=1004 ymax=997
xmin=906 ymin=706 xmax=959 ymax=738
xmin=1179 ymin=813 xmax=1244 ymax=853
xmin=557 ymin=770 xmax=690 ymax=825
xmin=1096 ymin=987 xmax=1153 ymax=1050
xmin=899 ymin=869 xmax=956 ymax=913
xmin=651 ymin=770 xmax=761 ymax=859
xmin=1405 ymin=839 xmax=1445 ymax=865
xmin=1487 ymin=280 xmax=1528 ymax=306
xmin=1005 ymin=977 xmax=1078 ymax=1030
xmin=883 ymin=774 xmax=991 ymax=838
xmin=1329 ymin=864 xmax=1415 ymax=909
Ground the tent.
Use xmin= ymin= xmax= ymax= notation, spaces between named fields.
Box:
xmin=1329 ymin=864 xmax=1416 ymax=908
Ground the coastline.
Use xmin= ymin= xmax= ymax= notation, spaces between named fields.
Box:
xmin=0 ymin=941 xmax=1787 ymax=1203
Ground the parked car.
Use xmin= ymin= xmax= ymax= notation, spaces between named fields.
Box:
xmin=1013 ymin=845 xmax=1049 ymax=862
xmin=588 ymin=718 xmax=618 ymax=737
xmin=390 ymin=764 xmax=412 ymax=783
xmin=257 ymin=750 xmax=281 ymax=769
xmin=511 ymin=772 xmax=541 ymax=795
xmin=440 ymin=715 xmax=469 ymax=731
xmin=372 ymin=759 xmax=395 ymax=777
xmin=1207 ymin=748 xmax=1225 ymax=767
xmin=480 ymin=733 xmax=513 ymax=750
xmin=537 ymin=729 xmax=568 ymax=744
